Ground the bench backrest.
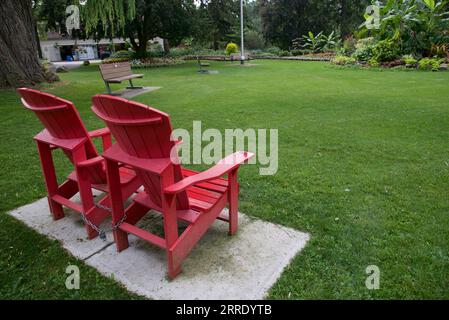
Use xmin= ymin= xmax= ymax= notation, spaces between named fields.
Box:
xmin=99 ymin=62 xmax=133 ymax=81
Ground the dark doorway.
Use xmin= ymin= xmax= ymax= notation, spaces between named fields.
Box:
xmin=60 ymin=45 xmax=74 ymax=61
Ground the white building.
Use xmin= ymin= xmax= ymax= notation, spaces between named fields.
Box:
xmin=40 ymin=32 xmax=164 ymax=62
xmin=40 ymin=37 xmax=126 ymax=62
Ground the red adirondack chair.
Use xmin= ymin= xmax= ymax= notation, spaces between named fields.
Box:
xmin=92 ymin=95 xmax=254 ymax=278
xmin=18 ymin=88 xmax=142 ymax=239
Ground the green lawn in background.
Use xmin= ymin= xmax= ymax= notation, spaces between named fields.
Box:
xmin=1 ymin=60 xmax=448 ymax=299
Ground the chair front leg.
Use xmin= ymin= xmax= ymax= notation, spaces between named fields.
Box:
xmin=161 ymin=167 xmax=181 ymax=279
xmin=164 ymin=193 xmax=181 ymax=279
xmin=105 ymin=158 xmax=128 ymax=251
xmin=36 ymin=141 xmax=64 ymax=220
xmin=228 ymin=168 xmax=239 ymax=235
xmin=73 ymin=147 xmax=97 ymax=239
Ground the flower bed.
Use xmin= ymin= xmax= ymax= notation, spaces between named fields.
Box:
xmin=331 ymin=54 xmax=448 ymax=71
xmin=256 ymin=55 xmax=331 ymax=61
xmin=102 ymin=57 xmax=186 ymax=68
xmin=184 ymin=53 xmax=332 ymax=62
xmin=130 ymin=57 xmax=186 ymax=69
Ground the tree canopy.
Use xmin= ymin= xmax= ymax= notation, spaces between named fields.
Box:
xmin=34 ymin=0 xmax=376 ymax=51
xmin=258 ymin=0 xmax=371 ymax=49
xmin=123 ymin=0 xmax=194 ymax=54
xmin=82 ymin=0 xmax=136 ymax=35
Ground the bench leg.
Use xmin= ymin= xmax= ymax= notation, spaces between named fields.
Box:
xmin=198 ymin=66 xmax=208 ymax=74
xmin=104 ymin=81 xmax=112 ymax=95
xmin=104 ymin=81 xmax=122 ymax=96
xmin=126 ymin=79 xmax=143 ymax=90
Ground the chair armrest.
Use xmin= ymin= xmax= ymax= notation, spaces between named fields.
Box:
xmin=89 ymin=128 xmax=112 ymax=151
xmin=102 ymin=144 xmax=172 ymax=174
xmin=76 ymin=156 xmax=104 ymax=168
xmin=164 ymin=151 xmax=254 ymax=194
xmin=88 ymin=127 xmax=110 ymax=138
xmin=34 ymin=129 xmax=87 ymax=151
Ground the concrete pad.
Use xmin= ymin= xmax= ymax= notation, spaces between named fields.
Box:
xmin=226 ymin=63 xmax=259 ymax=67
xmin=8 ymin=198 xmax=309 ymax=300
xmin=112 ymin=87 xmax=161 ymax=99
xmin=8 ymin=195 xmax=113 ymax=260
xmin=198 ymin=70 xmax=219 ymax=74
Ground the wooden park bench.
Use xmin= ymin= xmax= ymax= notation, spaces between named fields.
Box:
xmin=99 ymin=62 xmax=144 ymax=95
xmin=197 ymin=56 xmax=210 ymax=73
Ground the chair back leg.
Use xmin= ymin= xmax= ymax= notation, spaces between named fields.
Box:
xmin=228 ymin=168 xmax=239 ymax=235
xmin=37 ymin=141 xmax=65 ymax=220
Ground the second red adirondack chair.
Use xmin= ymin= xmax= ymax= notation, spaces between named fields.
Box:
xmin=18 ymin=88 xmax=142 ymax=239
xmin=92 ymin=95 xmax=254 ymax=278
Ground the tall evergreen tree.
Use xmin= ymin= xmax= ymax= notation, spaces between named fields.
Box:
xmin=193 ymin=0 xmax=240 ymax=50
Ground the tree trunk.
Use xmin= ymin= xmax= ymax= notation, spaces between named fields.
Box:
xmin=0 ymin=0 xmax=58 ymax=87
xmin=213 ymin=34 xmax=219 ymax=51
xmin=128 ymin=33 xmax=139 ymax=52
xmin=163 ymin=39 xmax=170 ymax=54
xmin=34 ymin=21 xmax=42 ymax=59
xmin=135 ymin=36 xmax=149 ymax=57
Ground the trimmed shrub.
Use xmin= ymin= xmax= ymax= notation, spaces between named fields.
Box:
xmin=279 ymin=50 xmax=292 ymax=57
xmin=266 ymin=46 xmax=282 ymax=56
xmin=372 ymin=40 xmax=400 ymax=62
xmin=352 ymin=37 xmax=376 ymax=62
xmin=418 ymin=58 xmax=444 ymax=71
xmin=110 ymin=50 xmax=133 ymax=60
xmin=403 ymin=55 xmax=418 ymax=67
xmin=225 ymin=42 xmax=239 ymax=55
xmin=368 ymin=58 xmax=380 ymax=67
xmin=291 ymin=49 xmax=304 ymax=56
xmin=331 ymin=55 xmax=356 ymax=66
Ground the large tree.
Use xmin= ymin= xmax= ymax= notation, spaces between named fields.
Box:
xmin=195 ymin=0 xmax=240 ymax=50
xmin=38 ymin=0 xmax=73 ymax=35
xmin=82 ymin=0 xmax=136 ymax=37
xmin=0 ymin=0 xmax=57 ymax=87
xmin=258 ymin=0 xmax=370 ymax=49
xmin=157 ymin=0 xmax=195 ymax=53
xmin=123 ymin=0 xmax=194 ymax=55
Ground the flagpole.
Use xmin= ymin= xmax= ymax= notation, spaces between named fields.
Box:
xmin=240 ymin=0 xmax=245 ymax=65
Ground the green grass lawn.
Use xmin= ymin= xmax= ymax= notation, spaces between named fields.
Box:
xmin=1 ymin=60 xmax=449 ymax=299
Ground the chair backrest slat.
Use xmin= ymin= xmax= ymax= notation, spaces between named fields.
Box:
xmin=92 ymin=95 xmax=189 ymax=209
